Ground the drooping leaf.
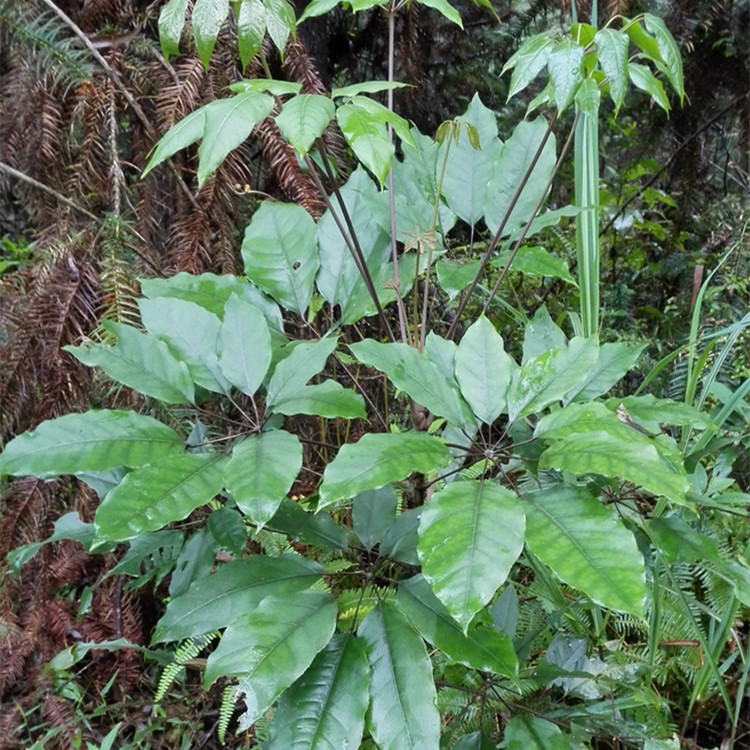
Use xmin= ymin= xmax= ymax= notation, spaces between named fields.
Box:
xmin=169 ymin=526 xmax=221 ymax=598
xmin=336 ymin=100 xmax=394 ymax=187
xmin=298 ymin=0 xmax=341 ymax=22
xmin=207 ymin=506 xmax=249 ymax=556
xmin=455 ymin=314 xmax=515 ymax=424
xmin=595 ymin=28 xmax=629 ymax=112
xmin=352 ymin=486 xmax=399 ymax=550
xmin=153 ymin=554 xmax=324 ymax=642
xmin=242 ymin=201 xmax=319 ymax=315
xmin=358 ymin=601 xmax=440 ymax=750
xmin=418 ymin=481 xmax=525 ymax=630
xmin=524 ymin=485 xmax=645 ymax=617
xmin=139 ymin=297 xmax=229 ymax=393
xmin=0 ymin=411 xmax=183 ymax=480
xmin=332 ymin=81 xmax=409 ymax=99
xmin=628 ymin=62 xmax=670 ymax=113
xmin=266 ymin=337 xmax=338 ymax=407
xmin=501 ymin=32 xmax=555 ymax=100
xmin=271 ymin=381 xmax=367 ymax=419
xmin=217 ymin=294 xmax=272 ymax=396
xmin=65 ymin=321 xmax=195 ymax=404
xmin=268 ymin=497 xmax=348 ymax=550
xmin=142 ymin=108 xmax=205 ymax=178
xmin=319 ymin=432 xmax=453 ymax=509
xmin=397 ymin=575 xmax=518 ymax=679
xmin=276 ymin=94 xmax=335 ymax=156
xmin=158 ymin=0 xmax=189 ymax=61
xmin=416 ymin=0 xmax=462 ymax=26
xmin=268 ymin=634 xmax=370 ymax=750
xmin=574 ymin=76 xmax=601 ymax=118
xmin=494 ymin=245 xmax=576 ymax=285
xmin=548 ymin=40 xmax=584 ymax=113
xmin=263 ymin=0 xmax=295 ymax=55
xmin=237 ymin=0 xmax=266 ymax=69
xmin=224 ymin=431 xmax=302 ymax=526
xmin=643 ymin=13 xmax=684 ymax=102
xmin=95 ymin=453 xmax=227 ymax=542
xmin=192 ymin=0 xmax=229 ymax=68
xmin=564 ymin=341 xmax=646 ymax=404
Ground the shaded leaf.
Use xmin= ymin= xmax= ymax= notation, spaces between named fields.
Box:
xmin=268 ymin=497 xmax=348 ymax=550
xmin=264 ymin=0 xmax=295 ymax=54
xmin=276 ymin=95 xmax=336 ymax=156
xmin=158 ymin=0 xmax=189 ymax=60
xmin=548 ymin=40 xmax=584 ymax=112
xmin=628 ymin=62 xmax=670 ymax=113
xmin=352 ymin=486 xmax=399 ymax=550
xmin=564 ymin=341 xmax=646 ymax=404
xmin=237 ymin=0 xmax=266 ymax=69
xmin=643 ymin=13 xmax=684 ymax=102
xmin=266 ymin=337 xmax=338 ymax=407
xmin=417 ymin=0 xmax=462 ymax=27
xmin=595 ymin=28 xmax=629 ymax=112
xmin=192 ymin=0 xmax=229 ymax=68
xmin=502 ymin=32 xmax=555 ymax=100
xmin=271 ymin=381 xmax=367 ymax=419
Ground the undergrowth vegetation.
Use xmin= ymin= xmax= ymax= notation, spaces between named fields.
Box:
xmin=0 ymin=0 xmax=748 ymax=748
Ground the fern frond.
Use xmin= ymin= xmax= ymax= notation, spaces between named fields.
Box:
xmin=218 ymin=683 xmax=241 ymax=743
xmin=155 ymin=631 xmax=219 ymax=702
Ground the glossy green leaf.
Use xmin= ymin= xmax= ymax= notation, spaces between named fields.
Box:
xmin=242 ymin=201 xmax=319 ymax=315
xmin=158 ymin=0 xmax=189 ymax=60
xmin=606 ymin=394 xmax=714 ymax=430
xmin=207 ymin=507 xmax=249 ymax=557
xmin=521 ymin=305 xmax=567 ymax=362
xmin=506 ymin=336 xmax=598 ymax=422
xmin=95 ymin=454 xmax=226 ymax=542
xmin=441 ymin=94 xmax=503 ymax=226
xmin=276 ymin=95 xmax=335 ymax=156
xmin=205 ymin=590 xmax=337 ymax=724
xmin=649 ymin=516 xmax=723 ymax=565
xmin=524 ymin=485 xmax=646 ymax=617
xmin=217 ymin=294 xmax=272 ymax=396
xmin=336 ymin=100 xmax=393 ymax=187
xmin=142 ymin=108 xmax=205 ymax=178
xmin=264 ymin=0 xmax=295 ymax=54
xmin=564 ymin=341 xmax=646 ymax=404
xmin=624 ymin=19 xmax=661 ymax=61
xmin=455 ymin=315 xmax=515 ymax=424
xmin=268 ymin=497 xmax=348 ymax=550
xmin=352 ymin=486 xmax=399 ymax=550
xmin=198 ymin=91 xmax=274 ymax=185
xmin=379 ymin=507 xmax=422 ymax=565
xmin=266 ymin=337 xmax=338 ymax=407
xmin=298 ymin=0 xmax=341 ymax=22
xmin=643 ymin=13 xmax=684 ymax=102
xmin=575 ymin=76 xmax=600 ymax=118
xmin=502 ymin=31 xmax=555 ymax=100
xmin=139 ymin=297 xmax=229 ymax=393
xmin=224 ymin=431 xmax=302 ymax=526
xmin=0 ymin=410 xmax=183 ymax=479
xmin=628 ymin=62 xmax=670 ymax=113
xmin=331 ymin=81 xmax=409 ymax=99
xmin=595 ymin=28 xmax=629 ymax=112
xmin=495 ymin=244 xmax=576 ymax=285
xmin=269 ymin=634 xmax=370 ymax=750
xmin=358 ymin=601 xmax=440 ymax=750
xmin=548 ymin=40 xmax=584 ymax=113
xmin=153 ymin=554 xmax=324 ymax=642
xmin=504 ymin=715 xmax=574 ymax=750
xmin=237 ymin=0 xmax=266 ymax=69
xmin=349 ymin=339 xmax=469 ymax=427
xmin=65 ymin=321 xmax=195 ymax=404
xmin=416 ymin=0 xmax=462 ymax=27
xmin=271 ymin=381 xmax=367 ymax=419
xmin=319 ymin=432 xmax=453 ymax=509
xmin=418 ymin=481 xmax=525 ymax=630
xmin=192 ymin=0 xmax=229 ymax=68
xmin=397 ymin=575 xmax=518 ymax=679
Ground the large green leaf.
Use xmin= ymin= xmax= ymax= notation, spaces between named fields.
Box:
xmin=358 ymin=601 xmax=440 ymax=750
xmin=268 ymin=634 xmax=370 ymax=750
xmin=455 ymin=315 xmax=516 ymax=424
xmin=523 ymin=485 xmax=646 ymax=617
xmin=349 ymin=339 xmax=470 ymax=427
xmin=628 ymin=62 xmax=670 ymax=113
xmin=319 ymin=432 xmax=453 ymax=509
xmin=95 ymin=453 xmax=226 ymax=542
xmin=270 ymin=381 xmax=367 ymax=419
xmin=0 ymin=411 xmax=184 ymax=479
xmin=336 ymin=99 xmax=394 ymax=187
xmin=504 ymin=715 xmax=574 ymax=750
xmin=266 ymin=337 xmax=338 ymax=407
xmin=417 ymin=0 xmax=462 ymax=25
xmin=649 ymin=516 xmax=723 ymax=566
xmin=65 ymin=321 xmax=195 ymax=404
xmin=237 ymin=0 xmax=266 ymax=69
xmin=192 ymin=0 xmax=229 ymax=68
xmin=242 ymin=201 xmax=319 ymax=315
xmin=521 ymin=305 xmax=566 ymax=362
xmin=548 ymin=40 xmax=584 ymax=113
xmin=204 ymin=591 xmax=337 ymax=723
xmin=494 ymin=245 xmax=575 ymax=285
xmin=506 ymin=336 xmax=598 ymax=422
xmin=595 ymin=28 xmax=629 ymax=112
xmin=268 ymin=497 xmax=348 ymax=551
xmin=263 ymin=0 xmax=295 ymax=54
xmin=276 ymin=94 xmax=335 ymax=156
xmin=217 ymin=294 xmax=272 ymax=396
xmin=501 ymin=31 xmax=555 ymax=100
xmin=142 ymin=109 xmax=205 ymax=178
xmin=224 ymin=431 xmax=302 ymax=526
xmin=153 ymin=554 xmax=324 ymax=642
xmin=643 ymin=13 xmax=684 ymax=102
xmin=139 ymin=297 xmax=229 ymax=393
xmin=397 ymin=575 xmax=518 ymax=679
xmin=418 ymin=481 xmax=525 ymax=630
xmin=198 ymin=91 xmax=274 ymax=185
xmin=352 ymin=486 xmax=399 ymax=550
xmin=158 ymin=0 xmax=189 ymax=60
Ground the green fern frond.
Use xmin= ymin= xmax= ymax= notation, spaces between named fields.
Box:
xmin=218 ymin=683 xmax=240 ymax=744
xmin=155 ymin=631 xmax=219 ymax=702
xmin=322 ymin=558 xmax=357 ymax=574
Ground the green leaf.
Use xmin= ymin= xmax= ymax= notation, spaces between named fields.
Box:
xmin=192 ymin=0 xmax=229 ymax=68
xmin=169 ymin=527 xmax=221 ymax=597
xmin=198 ymin=91 xmax=274 ymax=185
xmin=224 ymin=431 xmax=302 ymax=526
xmin=331 ymin=81 xmax=409 ymax=99
xmin=349 ymin=339 xmax=470 ymax=427
xmin=495 ymin=245 xmax=576 ymax=285
xmin=264 ymin=0 xmax=295 ymax=55
xmin=379 ymin=507 xmax=422 ymax=565
xmin=266 ymin=337 xmax=338 ymax=407
xmin=594 ymin=28 xmax=629 ymax=112
xmin=628 ymin=62 xmax=670 ymax=113
xmin=271 ymin=381 xmax=367 ymax=419
xmin=564 ymin=341 xmax=646 ymax=404
xmin=217 ymin=294 xmax=272 ymax=396
xmin=242 ymin=202 xmax=319 ymax=315
xmin=504 ymin=715 xmax=574 ymax=750
xmin=574 ymin=76 xmax=600 ymax=118
xmin=319 ymin=432 xmax=453 ymax=509
xmin=418 ymin=481 xmax=525 ymax=630
xmin=352 ymin=486 xmax=399 ymax=550
xmin=237 ymin=0 xmax=266 ymax=69
xmin=397 ymin=575 xmax=518 ymax=679
xmin=521 ymin=305 xmax=566 ymax=362
xmin=229 ymin=79 xmax=302 ymax=96
xmin=276 ymin=95 xmax=335 ymax=156
xmin=0 ymin=411 xmax=183 ymax=480
xmin=139 ymin=297 xmax=228 ymax=393
xmin=416 ymin=0 xmax=462 ymax=27
xmin=158 ymin=0 xmax=189 ymax=61
xmin=268 ymin=634 xmax=370 ymax=750
xmin=204 ymin=590 xmax=337 ymax=724
xmin=524 ymin=485 xmax=646 ymax=617
xmin=298 ymin=0 xmax=341 ymax=22
xmin=336 ymin=100 xmax=394 ymax=187
xmin=605 ymin=394 xmax=715 ymax=430
xmin=358 ymin=601 xmax=440 ymax=750
xmin=455 ymin=315 xmax=515 ymax=424
xmin=435 ymin=259 xmax=482 ymax=300
xmin=95 ymin=454 xmax=226 ymax=542
xmin=153 ymin=554 xmax=324 ymax=642
xmin=142 ymin=108 xmax=205 ymax=178
xmin=649 ymin=516 xmax=723 ymax=565
xmin=624 ymin=19 xmax=661 ymax=61
xmin=506 ymin=336 xmax=598 ymax=422
xmin=65 ymin=321 xmax=195 ymax=404
xmin=643 ymin=13 xmax=684 ymax=102
xmin=454 ymin=732 xmax=495 ymax=750
xmin=548 ymin=40 xmax=584 ymax=113
xmin=268 ymin=497 xmax=348 ymax=550
xmin=502 ymin=32 xmax=555 ymax=101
